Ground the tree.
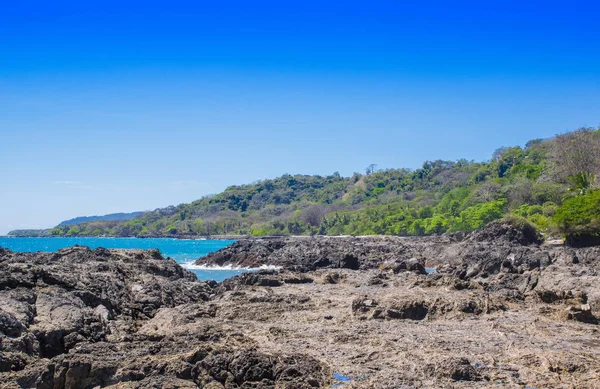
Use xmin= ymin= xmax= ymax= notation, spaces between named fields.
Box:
xmin=492 ymin=147 xmax=508 ymax=161
xmin=492 ymin=146 xmax=524 ymax=177
xmin=525 ymin=138 xmax=544 ymax=149
xmin=551 ymin=128 xmax=600 ymax=193
xmin=506 ymin=177 xmax=533 ymax=207
xmin=365 ymin=164 xmax=377 ymax=175
xmin=471 ymin=182 xmax=502 ymax=203
xmin=302 ymin=205 xmax=327 ymax=227
xmin=192 ymin=218 xmax=207 ymax=235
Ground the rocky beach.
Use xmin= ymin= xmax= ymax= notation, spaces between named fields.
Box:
xmin=2 ymin=222 xmax=600 ymax=388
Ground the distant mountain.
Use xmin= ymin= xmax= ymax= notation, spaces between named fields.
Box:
xmin=57 ymin=212 xmax=144 ymax=227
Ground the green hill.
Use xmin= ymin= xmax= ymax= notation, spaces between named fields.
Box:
xmin=43 ymin=126 xmax=600 ymax=244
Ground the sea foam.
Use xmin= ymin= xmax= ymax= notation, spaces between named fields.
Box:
xmin=181 ymin=261 xmax=281 ymax=271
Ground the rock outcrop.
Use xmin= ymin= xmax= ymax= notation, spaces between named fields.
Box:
xmin=3 ymin=222 xmax=600 ymax=388
xmin=0 ymin=247 xmax=330 ymax=388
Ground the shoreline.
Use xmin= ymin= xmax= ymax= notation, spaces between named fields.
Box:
xmin=2 ymin=224 xmax=599 ymax=387
xmin=1 ymin=234 xmax=245 ymax=240
xmin=1 ymin=233 xmax=463 ymax=240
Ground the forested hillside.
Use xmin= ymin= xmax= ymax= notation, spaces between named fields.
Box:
xmin=23 ymin=126 xmax=600 ymax=244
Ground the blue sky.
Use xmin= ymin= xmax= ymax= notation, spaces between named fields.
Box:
xmin=1 ymin=1 xmax=599 ymax=234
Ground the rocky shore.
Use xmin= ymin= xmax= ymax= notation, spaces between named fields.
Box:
xmin=2 ymin=222 xmax=600 ymax=388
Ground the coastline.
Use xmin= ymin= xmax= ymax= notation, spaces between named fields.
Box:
xmin=2 ymin=222 xmax=600 ymax=387
xmin=3 ymin=233 xmax=247 ymax=240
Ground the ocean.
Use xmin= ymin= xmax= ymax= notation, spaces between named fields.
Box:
xmin=0 ymin=237 xmax=246 ymax=282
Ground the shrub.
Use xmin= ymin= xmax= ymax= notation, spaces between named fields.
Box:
xmin=532 ymin=182 xmax=567 ymax=205
xmin=554 ymin=190 xmax=600 ymax=236
xmin=527 ymin=213 xmax=551 ymax=231
xmin=542 ymin=202 xmax=558 ymax=217
xmin=502 ymin=214 xmax=540 ymax=238
xmin=513 ymin=204 xmax=543 ymax=218
xmin=454 ymin=199 xmax=507 ymax=231
xmin=424 ymin=215 xmax=450 ymax=234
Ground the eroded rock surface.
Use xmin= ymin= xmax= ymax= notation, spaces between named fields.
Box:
xmin=195 ymin=221 xmax=548 ymax=273
xmin=3 ymin=223 xmax=600 ymax=388
xmin=0 ymin=247 xmax=329 ymax=388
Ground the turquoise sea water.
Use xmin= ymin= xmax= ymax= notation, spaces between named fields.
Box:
xmin=0 ymin=237 xmax=244 ymax=282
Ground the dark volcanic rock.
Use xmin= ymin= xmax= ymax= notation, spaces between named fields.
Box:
xmin=283 ymin=274 xmax=314 ymax=284
xmin=193 ymin=348 xmax=329 ymax=388
xmin=566 ymin=233 xmax=600 ymax=248
xmin=339 ymin=254 xmax=360 ymax=270
xmin=470 ymin=220 xmax=542 ymax=246
xmin=352 ymin=297 xmax=429 ymax=320
xmin=196 ymin=236 xmax=428 ymax=272
xmin=194 ymin=223 xmax=545 ymax=275
xmin=4 ymin=221 xmax=600 ymax=388
xmin=0 ymin=247 xmax=331 ymax=388
xmin=562 ymin=305 xmax=598 ymax=324
xmin=0 ymin=247 xmax=209 ymax=377
xmin=437 ymin=357 xmax=481 ymax=381
xmin=392 ymin=257 xmax=427 ymax=275
xmin=217 ymin=270 xmax=284 ymax=291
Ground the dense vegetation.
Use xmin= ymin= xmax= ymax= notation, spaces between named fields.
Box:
xmin=11 ymin=127 xmax=600 ymax=244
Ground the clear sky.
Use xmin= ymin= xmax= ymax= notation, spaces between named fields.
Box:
xmin=1 ymin=1 xmax=599 ymax=234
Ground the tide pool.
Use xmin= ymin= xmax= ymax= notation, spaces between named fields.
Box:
xmin=0 ymin=237 xmax=244 ymax=282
